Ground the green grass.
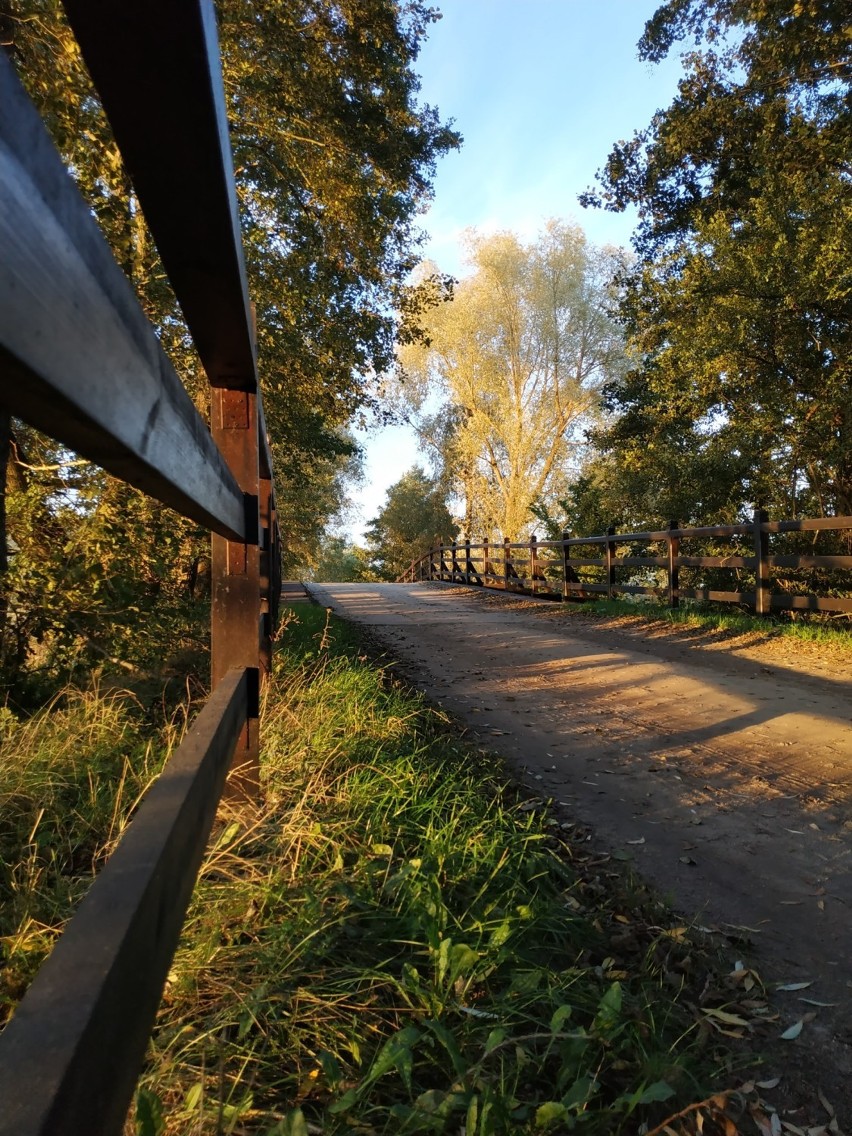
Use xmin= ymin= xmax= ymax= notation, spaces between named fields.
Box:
xmin=133 ymin=607 xmax=742 ymax=1135
xmin=569 ymin=597 xmax=852 ymax=651
xmin=0 ymin=608 xmax=752 ymax=1134
xmin=0 ymin=683 xmax=175 ymax=1020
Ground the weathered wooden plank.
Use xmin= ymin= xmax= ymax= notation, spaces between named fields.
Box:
xmin=258 ymin=394 xmax=274 ymax=480
xmin=677 ymin=555 xmax=751 ymax=568
xmin=754 ymin=507 xmax=770 ymax=615
xmin=768 ymin=555 xmax=852 ymax=570
xmin=211 ymin=390 xmax=261 ymax=800
xmin=679 ymin=588 xmax=755 ymax=604
xmin=61 ymin=0 xmax=257 ymax=391
xmin=617 ymin=556 xmax=669 ymax=568
xmin=0 ymin=55 xmax=245 ymax=541
xmin=770 ymin=594 xmax=852 ymax=613
xmin=766 ymin=515 xmax=852 ymax=534
xmin=0 ymin=668 xmax=248 ymax=1136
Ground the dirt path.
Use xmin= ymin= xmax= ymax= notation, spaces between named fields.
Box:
xmin=306 ymin=581 xmax=852 ymax=1117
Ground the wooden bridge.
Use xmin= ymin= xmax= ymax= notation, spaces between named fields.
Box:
xmin=402 ymin=514 xmax=852 ymax=616
xmin=0 ymin=3 xmax=281 ymax=1132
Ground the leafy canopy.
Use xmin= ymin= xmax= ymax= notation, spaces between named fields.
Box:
xmin=397 ymin=223 xmax=626 ymax=540
xmin=364 ymin=466 xmax=458 ymax=579
xmin=0 ymin=0 xmax=459 ymax=694
xmin=583 ymin=0 xmax=852 ymax=523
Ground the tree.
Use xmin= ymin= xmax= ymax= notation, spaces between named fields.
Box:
xmin=1 ymin=0 xmax=459 ymax=693
xmin=364 ymin=467 xmax=457 ymax=579
xmin=397 ymin=223 xmax=626 ymax=540
xmin=582 ymin=0 xmax=852 ymax=523
xmin=309 ymin=536 xmax=376 ymax=582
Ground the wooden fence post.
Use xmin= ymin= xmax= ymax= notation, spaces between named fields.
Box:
xmin=606 ymin=525 xmax=616 ymax=600
xmin=529 ymin=532 xmax=537 ymax=596
xmin=451 ymin=540 xmax=459 ymax=580
xmin=667 ymin=518 xmax=680 ymax=610
xmin=211 ymin=388 xmax=260 ymax=801
xmin=753 ymin=507 xmax=770 ymax=615
xmin=483 ymin=536 xmax=490 ymax=583
xmin=258 ymin=472 xmax=273 ymax=680
xmin=464 ymin=538 xmax=472 ymax=584
xmin=561 ymin=529 xmax=572 ymax=600
xmin=504 ymin=536 xmax=511 ymax=591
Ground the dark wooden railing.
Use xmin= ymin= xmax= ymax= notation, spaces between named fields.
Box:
xmin=0 ymin=4 xmax=281 ymax=1133
xmin=400 ymin=509 xmax=852 ymax=616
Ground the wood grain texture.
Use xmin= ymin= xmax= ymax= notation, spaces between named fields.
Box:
xmin=0 ymin=56 xmax=245 ymax=540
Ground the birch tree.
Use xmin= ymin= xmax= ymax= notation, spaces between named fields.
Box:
xmin=398 ymin=223 xmax=626 ymax=540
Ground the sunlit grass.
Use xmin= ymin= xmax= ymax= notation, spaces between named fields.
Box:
xmin=135 ymin=606 xmax=739 ymax=1134
xmin=0 ymin=684 xmax=172 ymax=1022
xmin=0 ymin=609 xmax=750 ymax=1134
xmin=574 ymin=597 xmax=852 ymax=652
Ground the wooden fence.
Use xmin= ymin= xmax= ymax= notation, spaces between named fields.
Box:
xmin=0 ymin=4 xmax=281 ymax=1132
xmin=399 ymin=509 xmax=852 ymax=616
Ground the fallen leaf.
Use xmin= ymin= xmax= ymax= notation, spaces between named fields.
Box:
xmin=799 ymin=998 xmax=838 ymax=1007
xmin=776 ymin=981 xmax=812 ymax=992
xmin=756 ymin=1077 xmax=781 ymax=1090
xmin=817 ymin=1090 xmax=835 ymax=1118
xmin=679 ymin=855 xmax=697 ymax=865
xmin=626 ymin=837 xmax=646 ymax=845
xmin=780 ymin=1020 xmax=804 ymax=1040
xmin=703 ymin=1008 xmax=750 ymax=1027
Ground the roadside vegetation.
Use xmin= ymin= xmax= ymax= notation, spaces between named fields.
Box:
xmin=566 ymin=598 xmax=852 ymax=657
xmin=1 ymin=604 xmax=826 ymax=1133
xmin=129 ymin=605 xmax=766 ymax=1135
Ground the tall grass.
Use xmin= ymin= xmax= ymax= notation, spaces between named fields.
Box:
xmin=0 ymin=684 xmax=175 ymax=1021
xmin=135 ymin=608 xmax=737 ymax=1135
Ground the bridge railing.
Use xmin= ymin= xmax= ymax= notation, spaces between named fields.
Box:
xmin=0 ymin=3 xmax=282 ymax=1132
xmin=400 ymin=509 xmax=852 ymax=616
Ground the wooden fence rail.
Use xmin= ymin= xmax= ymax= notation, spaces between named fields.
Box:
xmin=0 ymin=3 xmax=281 ymax=1132
xmin=399 ymin=508 xmax=852 ymax=616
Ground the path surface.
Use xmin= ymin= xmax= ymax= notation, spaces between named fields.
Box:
xmin=307 ymin=581 xmax=852 ymax=1110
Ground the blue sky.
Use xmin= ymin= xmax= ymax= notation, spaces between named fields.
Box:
xmin=346 ymin=0 xmax=686 ymax=540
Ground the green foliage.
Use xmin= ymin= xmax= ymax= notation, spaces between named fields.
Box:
xmin=0 ymin=684 xmax=178 ymax=1022
xmin=308 ymin=535 xmax=377 ymax=582
xmin=583 ymin=0 xmax=852 ymax=523
xmin=1 ymin=429 xmax=209 ymax=706
xmin=133 ymin=605 xmax=730 ymax=1133
xmin=1 ymin=0 xmax=459 ymax=691
xmin=398 ymin=224 xmax=625 ymax=540
xmin=365 ymin=466 xmax=458 ymax=579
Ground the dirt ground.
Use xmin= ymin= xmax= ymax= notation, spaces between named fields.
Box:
xmin=307 ymin=580 xmax=852 ymax=1128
